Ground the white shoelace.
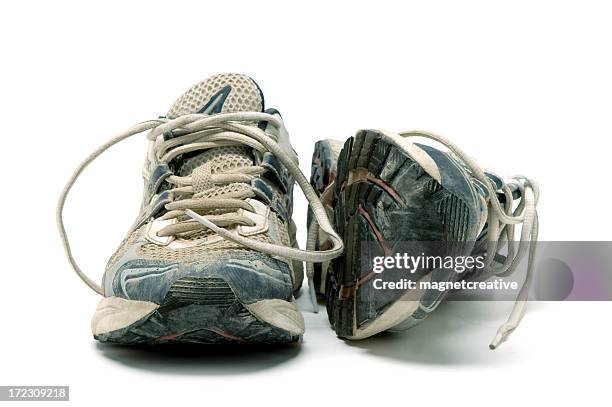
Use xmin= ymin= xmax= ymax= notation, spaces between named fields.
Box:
xmin=57 ymin=112 xmax=344 ymax=310
xmin=398 ymin=131 xmax=539 ymax=349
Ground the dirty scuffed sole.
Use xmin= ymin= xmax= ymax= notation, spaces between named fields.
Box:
xmin=92 ymin=277 xmax=304 ymax=345
xmin=319 ymin=130 xmax=463 ymax=339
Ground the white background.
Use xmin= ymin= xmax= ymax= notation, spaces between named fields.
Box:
xmin=1 ymin=1 xmax=611 ymax=406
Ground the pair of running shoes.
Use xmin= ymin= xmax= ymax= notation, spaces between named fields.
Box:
xmin=57 ymin=73 xmax=538 ymax=349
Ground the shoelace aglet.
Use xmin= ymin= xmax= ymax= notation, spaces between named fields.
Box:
xmin=307 ymin=276 xmax=319 ymax=313
xmin=489 ymin=332 xmax=504 ymax=350
xmin=489 ymin=322 xmax=516 ymax=350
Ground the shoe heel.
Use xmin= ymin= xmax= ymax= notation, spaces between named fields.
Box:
xmin=327 ymin=130 xmax=453 ymax=339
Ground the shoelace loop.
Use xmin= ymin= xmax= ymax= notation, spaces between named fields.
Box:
xmin=57 ymin=112 xmax=343 ymax=298
xmin=398 ymin=131 xmax=539 ymax=349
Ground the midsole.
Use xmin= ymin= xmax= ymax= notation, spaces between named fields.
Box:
xmin=245 ymin=299 xmax=305 ymax=336
xmin=347 ymin=262 xmax=433 ymax=339
xmin=91 ymin=296 xmax=159 ymax=336
xmin=91 ymin=296 xmax=304 ymax=337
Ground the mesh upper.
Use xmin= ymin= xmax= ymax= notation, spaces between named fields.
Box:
xmin=169 ymin=73 xmax=262 ymax=180
xmin=106 ymin=73 xmax=293 ymax=266
xmin=176 ymin=145 xmax=253 ymax=177
xmin=167 ymin=73 xmax=263 ymax=118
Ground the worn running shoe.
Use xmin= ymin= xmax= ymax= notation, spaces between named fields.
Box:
xmin=309 ymin=129 xmax=538 ymax=348
xmin=57 ymin=73 xmax=342 ymax=345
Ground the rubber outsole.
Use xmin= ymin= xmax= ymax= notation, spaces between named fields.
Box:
xmin=312 ymin=130 xmax=466 ymax=339
xmin=93 ymin=277 xmax=302 ymax=345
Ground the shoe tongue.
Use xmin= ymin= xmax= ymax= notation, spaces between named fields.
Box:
xmin=166 ymin=73 xmax=264 ymax=177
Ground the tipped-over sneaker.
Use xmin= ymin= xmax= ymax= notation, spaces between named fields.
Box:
xmin=57 ymin=73 xmax=342 ymax=345
xmin=309 ymin=129 xmax=538 ymax=349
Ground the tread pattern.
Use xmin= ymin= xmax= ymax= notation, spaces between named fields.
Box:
xmin=323 ymin=131 xmax=468 ymax=337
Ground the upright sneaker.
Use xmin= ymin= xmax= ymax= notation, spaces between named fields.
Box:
xmin=57 ymin=73 xmax=342 ymax=345
xmin=309 ymin=129 xmax=538 ymax=349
